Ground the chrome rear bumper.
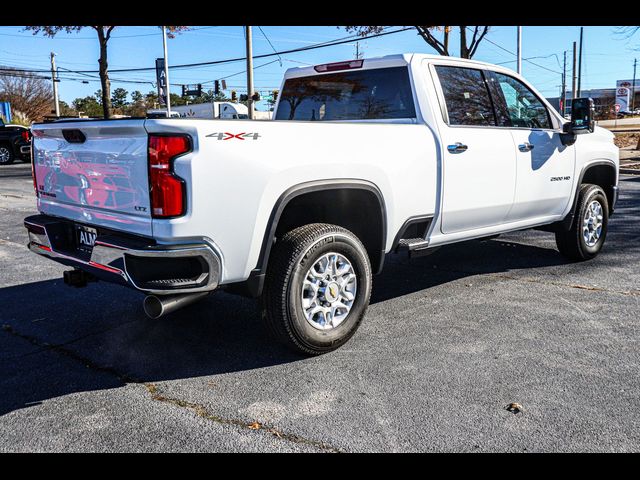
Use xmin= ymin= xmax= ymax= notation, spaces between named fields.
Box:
xmin=24 ymin=214 xmax=221 ymax=295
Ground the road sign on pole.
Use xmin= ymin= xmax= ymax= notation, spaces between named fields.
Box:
xmin=156 ymin=58 xmax=167 ymax=106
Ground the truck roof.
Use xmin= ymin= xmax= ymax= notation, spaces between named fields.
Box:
xmin=282 ymin=53 xmax=518 ymax=80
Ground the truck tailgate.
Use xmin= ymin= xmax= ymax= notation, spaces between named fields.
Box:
xmin=32 ymin=120 xmax=152 ymax=237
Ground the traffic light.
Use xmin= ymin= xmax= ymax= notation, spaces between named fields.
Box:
xmin=181 ymin=85 xmax=187 ymax=97
xmin=214 ymin=80 xmax=220 ymax=95
xmin=239 ymin=94 xmax=248 ymax=102
xmin=251 ymin=92 xmax=260 ymax=101
xmin=231 ymin=90 xmax=237 ymax=102
xmin=197 ymin=84 xmax=202 ymax=97
xmin=272 ymin=90 xmax=279 ymax=102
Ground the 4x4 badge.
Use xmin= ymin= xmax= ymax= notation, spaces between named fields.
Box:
xmin=206 ymin=132 xmax=260 ymax=140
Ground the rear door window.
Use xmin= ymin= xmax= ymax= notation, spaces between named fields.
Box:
xmin=435 ymin=66 xmax=497 ymax=127
xmin=275 ymin=67 xmax=416 ymax=121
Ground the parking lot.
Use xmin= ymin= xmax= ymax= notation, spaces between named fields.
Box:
xmin=1 ymin=162 xmax=639 ymax=452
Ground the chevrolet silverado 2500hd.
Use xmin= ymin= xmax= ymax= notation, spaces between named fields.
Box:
xmin=24 ymin=54 xmax=619 ymax=355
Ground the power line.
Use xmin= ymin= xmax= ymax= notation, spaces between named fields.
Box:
xmin=0 ymin=27 xmax=413 ymax=75
xmin=258 ymin=26 xmax=283 ymax=67
xmin=0 ymin=26 xmax=219 ymax=40
xmin=467 ymin=27 xmax=562 ymax=75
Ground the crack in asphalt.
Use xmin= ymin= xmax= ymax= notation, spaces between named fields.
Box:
xmin=1 ymin=323 xmax=343 ymax=453
xmin=145 ymin=383 xmax=343 ymax=453
xmin=490 ymin=273 xmax=640 ymax=297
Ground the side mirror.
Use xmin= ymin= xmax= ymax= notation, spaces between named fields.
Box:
xmin=566 ymin=97 xmax=595 ymax=135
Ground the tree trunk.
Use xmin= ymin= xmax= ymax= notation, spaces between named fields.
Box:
xmin=96 ymin=27 xmax=112 ymax=119
xmin=459 ymin=26 xmax=470 ymax=59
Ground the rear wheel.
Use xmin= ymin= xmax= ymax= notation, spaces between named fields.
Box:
xmin=0 ymin=144 xmax=14 ymax=165
xmin=555 ymin=183 xmax=609 ymax=261
xmin=262 ymin=223 xmax=372 ymax=355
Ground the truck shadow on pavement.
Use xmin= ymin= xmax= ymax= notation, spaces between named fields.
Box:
xmin=1 ymin=182 xmax=638 ymax=417
xmin=0 ymin=237 xmax=577 ymax=417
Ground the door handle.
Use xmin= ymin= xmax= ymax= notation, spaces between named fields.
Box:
xmin=518 ymin=142 xmax=534 ymax=152
xmin=447 ymin=142 xmax=468 ymax=153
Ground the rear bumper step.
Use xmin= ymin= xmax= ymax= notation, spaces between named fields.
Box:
xmin=24 ymin=214 xmax=221 ymax=295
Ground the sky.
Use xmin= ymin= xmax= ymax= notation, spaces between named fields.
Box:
xmin=0 ymin=25 xmax=638 ymax=110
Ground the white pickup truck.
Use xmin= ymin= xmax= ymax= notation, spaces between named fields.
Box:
xmin=25 ymin=53 xmax=619 ymax=355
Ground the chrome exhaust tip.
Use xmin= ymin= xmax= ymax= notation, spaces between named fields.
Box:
xmin=143 ymin=292 xmax=209 ymax=319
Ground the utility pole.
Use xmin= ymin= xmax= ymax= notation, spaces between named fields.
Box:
xmin=561 ymin=50 xmax=567 ymax=116
xmin=572 ymin=41 xmax=577 ymax=100
xmin=50 ymin=52 xmax=60 ymax=117
xmin=632 ymin=58 xmax=637 ymax=111
xmin=355 ymin=42 xmax=361 ymax=60
xmin=516 ymin=26 xmax=522 ymax=74
xmin=577 ymin=27 xmax=584 ymax=97
xmin=162 ymin=26 xmax=171 ymax=115
xmin=245 ymin=26 xmax=254 ymax=120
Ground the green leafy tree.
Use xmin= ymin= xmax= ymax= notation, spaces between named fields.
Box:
xmin=58 ymin=100 xmax=76 ymax=117
xmin=169 ymin=92 xmax=187 ymax=106
xmin=72 ymin=95 xmax=103 ymax=117
xmin=131 ymin=90 xmax=144 ymax=103
xmin=25 ymin=26 xmax=190 ymax=119
xmin=125 ymin=90 xmax=146 ymax=117
xmin=343 ymin=26 xmax=490 ymax=59
xmin=111 ymin=87 xmax=129 ymax=111
xmin=188 ymin=89 xmax=230 ymax=104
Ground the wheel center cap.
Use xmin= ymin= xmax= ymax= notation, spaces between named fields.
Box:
xmin=324 ymin=282 xmax=339 ymax=303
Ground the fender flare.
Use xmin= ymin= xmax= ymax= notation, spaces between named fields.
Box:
xmin=561 ymin=160 xmax=617 ymax=230
xmin=245 ymin=179 xmax=387 ymax=297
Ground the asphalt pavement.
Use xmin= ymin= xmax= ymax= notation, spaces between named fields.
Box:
xmin=1 ymin=162 xmax=639 ymax=452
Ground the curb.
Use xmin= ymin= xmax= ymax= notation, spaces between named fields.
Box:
xmin=620 ymin=169 xmax=640 ymax=175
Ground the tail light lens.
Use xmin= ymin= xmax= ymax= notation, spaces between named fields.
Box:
xmin=21 ymin=130 xmax=31 ymax=142
xmin=148 ymin=134 xmax=191 ymax=218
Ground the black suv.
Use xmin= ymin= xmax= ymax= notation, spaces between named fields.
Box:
xmin=0 ymin=118 xmax=31 ymax=165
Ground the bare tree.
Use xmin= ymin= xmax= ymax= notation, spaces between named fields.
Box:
xmin=343 ymin=26 xmax=490 ymax=59
xmin=24 ymin=26 xmax=190 ymax=119
xmin=0 ymin=68 xmax=54 ymax=122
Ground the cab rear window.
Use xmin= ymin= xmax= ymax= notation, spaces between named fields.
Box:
xmin=275 ymin=67 xmax=416 ymax=121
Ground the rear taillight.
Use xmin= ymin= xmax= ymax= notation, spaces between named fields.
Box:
xmin=21 ymin=130 xmax=31 ymax=142
xmin=148 ymin=134 xmax=191 ymax=218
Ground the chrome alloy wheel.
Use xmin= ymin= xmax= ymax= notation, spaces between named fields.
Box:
xmin=583 ymin=199 xmax=604 ymax=247
xmin=301 ymin=252 xmax=357 ymax=330
xmin=0 ymin=146 xmax=11 ymax=163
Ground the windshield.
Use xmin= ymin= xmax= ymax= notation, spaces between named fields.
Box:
xmin=275 ymin=66 xmax=416 ymax=121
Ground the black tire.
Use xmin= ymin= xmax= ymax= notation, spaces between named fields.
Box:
xmin=262 ymin=223 xmax=372 ymax=356
xmin=0 ymin=144 xmax=14 ymax=165
xmin=555 ymin=183 xmax=609 ymax=261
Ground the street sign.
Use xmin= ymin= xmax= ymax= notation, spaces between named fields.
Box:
xmin=615 ymin=103 xmax=621 ymax=113
xmin=155 ymin=58 xmax=167 ymax=106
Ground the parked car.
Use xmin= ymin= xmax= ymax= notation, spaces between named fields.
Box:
xmin=24 ymin=54 xmax=619 ymax=355
xmin=0 ymin=117 xmax=31 ymax=165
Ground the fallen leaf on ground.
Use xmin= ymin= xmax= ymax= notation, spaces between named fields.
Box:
xmin=506 ymin=402 xmax=523 ymax=414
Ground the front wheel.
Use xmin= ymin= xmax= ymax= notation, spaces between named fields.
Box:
xmin=261 ymin=223 xmax=372 ymax=356
xmin=555 ymin=183 xmax=609 ymax=261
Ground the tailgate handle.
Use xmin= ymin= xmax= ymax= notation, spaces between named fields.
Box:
xmin=62 ymin=129 xmax=86 ymax=144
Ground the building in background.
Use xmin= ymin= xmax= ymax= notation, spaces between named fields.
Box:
xmin=546 ymin=79 xmax=640 ymax=119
